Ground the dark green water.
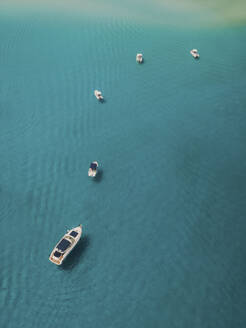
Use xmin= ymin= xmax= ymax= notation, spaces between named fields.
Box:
xmin=0 ymin=4 xmax=246 ymax=328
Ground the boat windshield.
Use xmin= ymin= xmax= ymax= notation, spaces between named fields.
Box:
xmin=70 ymin=231 xmax=78 ymax=238
xmin=57 ymin=238 xmax=71 ymax=251
xmin=90 ymin=163 xmax=97 ymax=170
xmin=54 ymin=251 xmax=62 ymax=258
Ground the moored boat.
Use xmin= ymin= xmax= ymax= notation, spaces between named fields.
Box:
xmin=88 ymin=161 xmax=98 ymax=177
xmin=94 ymin=90 xmax=103 ymax=100
xmin=190 ymin=49 xmax=199 ymax=59
xmin=49 ymin=225 xmax=82 ymax=265
xmin=136 ymin=53 xmax=143 ymax=63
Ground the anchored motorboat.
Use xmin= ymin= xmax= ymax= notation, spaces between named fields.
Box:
xmin=88 ymin=161 xmax=98 ymax=177
xmin=190 ymin=49 xmax=199 ymax=59
xmin=94 ymin=90 xmax=103 ymax=100
xmin=136 ymin=53 xmax=143 ymax=63
xmin=49 ymin=225 xmax=82 ymax=265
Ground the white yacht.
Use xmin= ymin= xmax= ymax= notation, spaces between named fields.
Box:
xmin=88 ymin=161 xmax=98 ymax=177
xmin=49 ymin=225 xmax=82 ymax=265
xmin=136 ymin=53 xmax=143 ymax=63
xmin=190 ymin=49 xmax=199 ymax=59
xmin=94 ymin=90 xmax=103 ymax=100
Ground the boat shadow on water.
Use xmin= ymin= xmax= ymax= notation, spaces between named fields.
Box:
xmin=60 ymin=235 xmax=90 ymax=270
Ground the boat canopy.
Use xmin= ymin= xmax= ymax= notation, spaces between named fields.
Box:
xmin=57 ymin=238 xmax=71 ymax=251
xmin=90 ymin=163 xmax=97 ymax=170
xmin=70 ymin=231 xmax=78 ymax=238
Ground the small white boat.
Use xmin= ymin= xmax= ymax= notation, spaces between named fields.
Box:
xmin=190 ymin=49 xmax=199 ymax=59
xmin=136 ymin=53 xmax=143 ymax=63
xmin=94 ymin=90 xmax=103 ymax=100
xmin=88 ymin=161 xmax=98 ymax=177
xmin=49 ymin=225 xmax=82 ymax=265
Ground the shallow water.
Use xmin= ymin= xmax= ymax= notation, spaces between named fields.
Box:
xmin=0 ymin=2 xmax=246 ymax=328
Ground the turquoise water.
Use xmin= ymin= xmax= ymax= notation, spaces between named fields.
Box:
xmin=0 ymin=3 xmax=246 ymax=328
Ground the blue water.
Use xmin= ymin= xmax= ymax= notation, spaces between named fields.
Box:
xmin=0 ymin=3 xmax=246 ymax=328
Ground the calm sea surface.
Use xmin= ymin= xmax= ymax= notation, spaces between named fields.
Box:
xmin=0 ymin=2 xmax=246 ymax=328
